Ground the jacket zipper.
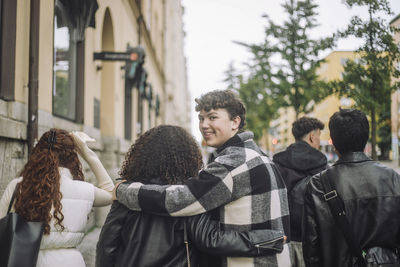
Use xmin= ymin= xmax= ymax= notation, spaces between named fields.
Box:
xmin=254 ymin=236 xmax=284 ymax=254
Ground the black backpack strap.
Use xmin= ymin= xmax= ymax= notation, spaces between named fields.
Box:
xmin=319 ymin=170 xmax=367 ymax=267
xmin=183 ymin=220 xmax=191 ymax=267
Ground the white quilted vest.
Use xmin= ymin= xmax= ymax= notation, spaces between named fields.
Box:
xmin=37 ymin=167 xmax=95 ymax=267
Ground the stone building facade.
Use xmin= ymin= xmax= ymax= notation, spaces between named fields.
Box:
xmin=0 ymin=0 xmax=190 ymax=226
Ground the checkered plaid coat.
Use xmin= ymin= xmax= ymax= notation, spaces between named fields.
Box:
xmin=117 ymin=131 xmax=291 ymax=267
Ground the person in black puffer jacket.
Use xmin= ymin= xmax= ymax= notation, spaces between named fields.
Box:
xmin=96 ymin=125 xmax=286 ymax=267
xmin=273 ymin=117 xmax=327 ymax=267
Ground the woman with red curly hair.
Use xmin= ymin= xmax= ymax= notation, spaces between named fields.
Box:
xmin=0 ymin=128 xmax=114 ymax=267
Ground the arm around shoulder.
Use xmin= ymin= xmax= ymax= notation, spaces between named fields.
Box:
xmin=186 ymin=213 xmax=285 ymax=257
xmin=116 ymin=162 xmax=233 ymax=216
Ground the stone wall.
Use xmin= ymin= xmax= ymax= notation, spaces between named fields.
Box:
xmin=0 ymin=137 xmax=27 ymax=194
xmin=0 ymin=99 xmax=28 ymax=195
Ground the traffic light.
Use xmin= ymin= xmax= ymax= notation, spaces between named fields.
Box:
xmin=125 ymin=46 xmax=145 ymax=85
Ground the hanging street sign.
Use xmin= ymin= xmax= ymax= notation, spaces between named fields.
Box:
xmin=93 ymin=51 xmax=139 ymax=61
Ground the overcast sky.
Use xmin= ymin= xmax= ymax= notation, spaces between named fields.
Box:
xmin=181 ymin=0 xmax=400 ymax=140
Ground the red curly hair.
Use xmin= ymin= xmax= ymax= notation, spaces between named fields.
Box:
xmin=14 ymin=128 xmax=84 ymax=234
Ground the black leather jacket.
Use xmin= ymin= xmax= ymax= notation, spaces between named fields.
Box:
xmin=96 ymin=200 xmax=285 ymax=267
xmin=273 ymin=141 xmax=327 ymax=241
xmin=303 ymin=152 xmax=400 ymax=267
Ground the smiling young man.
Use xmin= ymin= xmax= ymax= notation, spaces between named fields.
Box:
xmin=115 ymin=90 xmax=291 ymax=267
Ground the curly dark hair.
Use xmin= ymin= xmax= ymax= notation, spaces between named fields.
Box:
xmin=329 ymin=109 xmax=369 ymax=154
xmin=195 ymin=90 xmax=246 ymax=129
xmin=292 ymin=117 xmax=325 ymax=141
xmin=14 ymin=128 xmax=84 ymax=234
xmin=119 ymin=125 xmax=203 ymax=185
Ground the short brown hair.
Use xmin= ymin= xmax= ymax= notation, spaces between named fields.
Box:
xmin=195 ymin=90 xmax=246 ymax=129
xmin=292 ymin=117 xmax=324 ymax=141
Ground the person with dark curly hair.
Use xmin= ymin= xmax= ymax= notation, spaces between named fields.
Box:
xmin=273 ymin=117 xmax=327 ymax=267
xmin=96 ymin=125 xmax=286 ymax=267
xmin=0 ymin=129 xmax=114 ymax=267
xmin=115 ymin=90 xmax=291 ymax=267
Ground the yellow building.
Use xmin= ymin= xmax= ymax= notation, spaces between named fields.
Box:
xmin=269 ymin=51 xmax=356 ymax=160
xmin=0 ymin=0 xmax=189 ymax=213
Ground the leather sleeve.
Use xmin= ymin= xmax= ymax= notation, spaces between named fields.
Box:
xmin=186 ymin=213 xmax=284 ymax=257
xmin=302 ymin=176 xmax=322 ymax=267
xmin=95 ymin=201 xmax=128 ymax=267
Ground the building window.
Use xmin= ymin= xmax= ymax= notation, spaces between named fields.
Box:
xmin=52 ymin=0 xmax=97 ymax=122
xmin=0 ymin=0 xmax=16 ymax=101
xmin=53 ymin=5 xmax=77 ymax=120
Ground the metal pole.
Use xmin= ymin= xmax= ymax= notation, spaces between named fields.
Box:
xmin=28 ymin=0 xmax=40 ymax=155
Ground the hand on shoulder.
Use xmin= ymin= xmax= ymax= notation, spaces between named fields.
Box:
xmin=112 ymin=180 xmax=127 ymax=200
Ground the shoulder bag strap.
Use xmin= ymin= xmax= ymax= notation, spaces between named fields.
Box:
xmin=7 ymin=189 xmax=17 ymax=214
xmin=319 ymin=170 xmax=367 ymax=267
xmin=183 ymin=220 xmax=191 ymax=267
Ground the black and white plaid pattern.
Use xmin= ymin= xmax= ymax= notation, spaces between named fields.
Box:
xmin=117 ymin=131 xmax=291 ymax=267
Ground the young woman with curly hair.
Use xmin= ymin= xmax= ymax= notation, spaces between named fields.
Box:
xmin=0 ymin=128 xmax=114 ymax=267
xmin=96 ymin=125 xmax=286 ymax=267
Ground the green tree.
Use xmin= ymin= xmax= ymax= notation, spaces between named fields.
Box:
xmin=259 ymin=0 xmax=334 ymax=118
xmin=225 ymin=0 xmax=334 ymax=149
xmin=332 ymin=0 xmax=400 ymax=160
xmin=224 ymin=43 xmax=281 ymax=145
xmin=225 ymin=0 xmax=333 ymax=147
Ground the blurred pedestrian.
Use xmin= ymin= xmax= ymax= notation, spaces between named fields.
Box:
xmin=273 ymin=117 xmax=327 ymax=267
